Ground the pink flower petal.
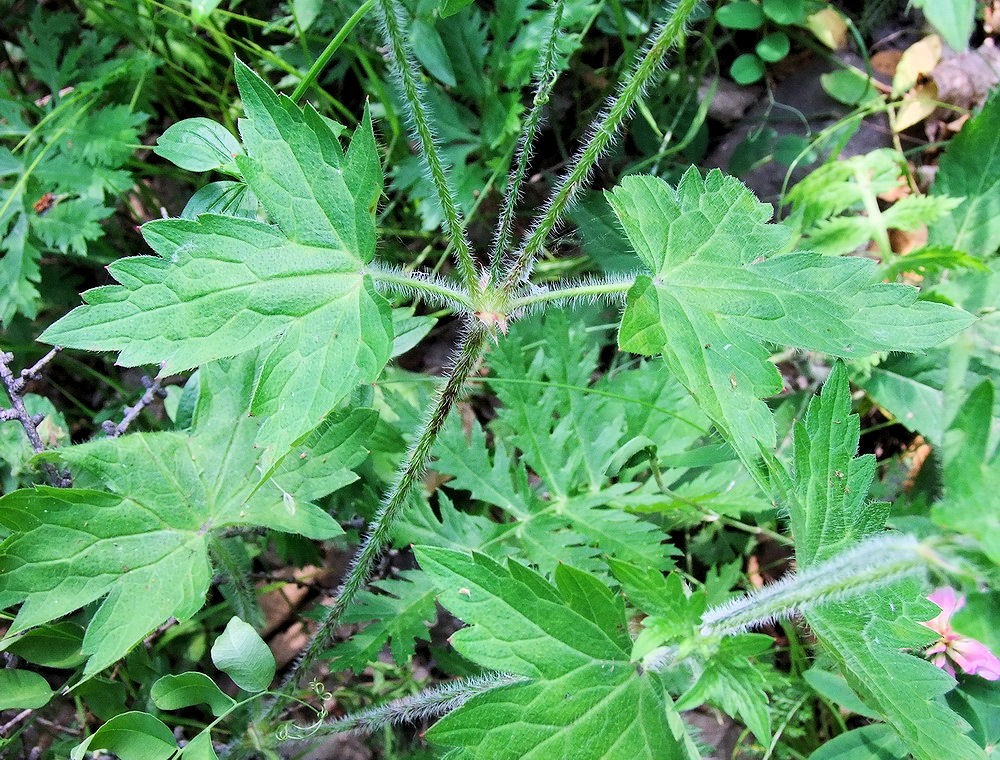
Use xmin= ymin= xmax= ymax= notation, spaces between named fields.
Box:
xmin=950 ymin=637 xmax=1000 ymax=681
xmin=927 ymin=587 xmax=963 ymax=618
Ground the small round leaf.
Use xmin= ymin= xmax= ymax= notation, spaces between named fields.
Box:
xmin=756 ymin=32 xmax=791 ymax=63
xmin=210 ymin=617 xmax=275 ymax=693
xmin=730 ymin=54 xmax=766 ymax=85
xmin=762 ymin=0 xmax=805 ymax=24
xmin=154 ymin=118 xmax=242 ymax=172
xmin=717 ymin=1 xmax=764 ymax=29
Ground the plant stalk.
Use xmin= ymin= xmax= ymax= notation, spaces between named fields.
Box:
xmin=376 ymin=0 xmax=481 ymax=297
xmin=498 ymin=0 xmax=698 ymax=292
xmin=291 ymin=0 xmax=375 ymax=103
xmin=261 ymin=325 xmax=490 ymax=725
xmin=699 ymin=534 xmax=926 ymax=638
xmin=488 ymin=0 xmax=566 ymax=277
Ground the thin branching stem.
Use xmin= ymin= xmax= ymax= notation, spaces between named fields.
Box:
xmin=376 ymin=0 xmax=481 ymax=297
xmin=488 ymin=0 xmax=566 ymax=278
xmin=498 ymin=0 xmax=698 ymax=292
xmin=263 ymin=325 xmax=490 ymax=723
xmin=101 ymin=375 xmax=166 ymax=438
xmin=0 ymin=349 xmax=69 ymax=487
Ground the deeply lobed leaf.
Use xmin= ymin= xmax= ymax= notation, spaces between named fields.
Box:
xmin=609 ymin=168 xmax=973 ymax=468
xmin=415 ymin=547 xmax=684 ymax=759
xmin=0 ymin=352 xmax=373 ymax=674
xmin=767 ymin=364 xmax=985 ymax=760
xmin=41 ymin=61 xmax=393 ymax=448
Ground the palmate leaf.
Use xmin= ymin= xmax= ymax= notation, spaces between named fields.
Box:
xmin=415 ymin=547 xmax=685 ymax=760
xmin=41 ymin=61 xmax=393 ymax=448
xmin=767 ymin=364 xmax=985 ymax=760
xmin=609 ymin=168 xmax=972 ymax=469
xmin=0 ymin=352 xmax=375 ymax=675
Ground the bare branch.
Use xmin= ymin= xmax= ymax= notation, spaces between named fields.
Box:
xmin=0 ymin=349 xmax=69 ymax=487
xmin=102 ymin=374 xmax=167 ymax=438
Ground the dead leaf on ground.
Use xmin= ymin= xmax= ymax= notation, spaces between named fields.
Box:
xmin=871 ymin=49 xmax=903 ymax=77
xmin=932 ymin=39 xmax=1000 ymax=112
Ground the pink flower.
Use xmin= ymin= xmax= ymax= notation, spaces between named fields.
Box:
xmin=920 ymin=587 xmax=1000 ymax=681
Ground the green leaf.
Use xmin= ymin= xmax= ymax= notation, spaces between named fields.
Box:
xmin=608 ymin=169 xmax=972 ymax=470
xmin=821 ymin=69 xmax=880 ymax=106
xmin=182 ymin=731 xmax=220 ymax=760
xmin=756 ymin=32 xmax=790 ymax=63
xmin=415 ymin=547 xmax=685 ymax=760
xmin=0 ymin=668 xmax=54 ymax=710
xmin=910 ymin=0 xmax=975 ymax=51
xmin=2 ymin=621 xmax=86 ymax=669
xmin=440 ymin=0 xmax=476 ymax=18
xmin=71 ymin=711 xmax=177 ymax=760
xmin=934 ymin=380 xmax=1000 ymax=564
xmin=151 ymin=672 xmax=236 ymax=716
xmin=154 ymin=117 xmax=242 ymax=172
xmin=190 ymin=0 xmax=223 ymax=23
xmin=808 ymin=724 xmax=908 ymax=760
xmin=716 ymin=2 xmax=764 ymax=29
xmin=762 ymin=0 xmax=804 ymax=24
xmin=326 ymin=570 xmax=438 ymax=674
xmin=41 ymin=61 xmax=393 ymax=448
xmin=411 ymin=18 xmax=457 ymax=87
xmin=730 ymin=53 xmax=765 ymax=85
xmin=211 ymin=617 xmax=275 ymax=692
xmin=425 ymin=312 xmax=679 ymax=574
xmin=767 ymin=364 xmax=985 ymax=760
xmin=675 ymin=635 xmax=772 ymax=743
xmin=0 ymin=216 xmax=41 ymax=324
xmin=802 ymin=667 xmax=879 ymax=719
xmin=292 ymin=0 xmax=322 ymax=30
xmin=0 ymin=353 xmax=372 ymax=675
xmin=929 ymin=89 xmax=1000 ymax=258
xmin=180 ymin=181 xmax=258 ymax=220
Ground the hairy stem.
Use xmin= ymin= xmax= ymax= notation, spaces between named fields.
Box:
xmin=295 ymin=673 xmax=523 ymax=739
xmin=263 ymin=326 xmax=490 ymax=723
xmin=699 ymin=534 xmax=926 ymax=638
xmin=498 ymin=0 xmax=698 ymax=291
xmin=488 ymin=0 xmax=566 ymax=278
xmin=507 ymin=275 xmax=636 ymax=313
xmin=365 ymin=264 xmax=475 ymax=312
xmin=376 ymin=0 xmax=481 ymax=297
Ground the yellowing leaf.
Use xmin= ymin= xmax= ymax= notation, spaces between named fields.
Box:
xmin=892 ymin=35 xmax=942 ymax=95
xmin=805 ymin=8 xmax=848 ymax=50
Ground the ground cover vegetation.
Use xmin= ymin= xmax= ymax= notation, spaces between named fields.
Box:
xmin=0 ymin=0 xmax=998 ymax=758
